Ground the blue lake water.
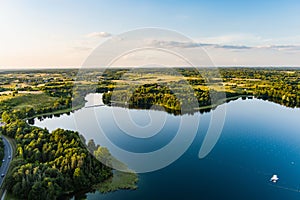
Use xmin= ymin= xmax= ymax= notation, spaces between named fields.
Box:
xmin=34 ymin=94 xmax=300 ymax=199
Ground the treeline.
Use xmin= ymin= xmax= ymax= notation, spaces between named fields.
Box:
xmin=40 ymin=81 xmax=79 ymax=110
xmin=220 ymin=68 xmax=300 ymax=108
xmin=178 ymin=68 xmax=300 ymax=109
xmin=0 ymin=83 xmax=91 ymax=119
xmin=102 ymin=83 xmax=230 ymax=115
xmin=100 ymin=68 xmax=300 ymax=113
xmin=0 ymin=111 xmax=112 ymax=199
xmin=0 ymin=96 xmax=71 ymax=120
xmin=253 ymin=85 xmax=300 ymax=107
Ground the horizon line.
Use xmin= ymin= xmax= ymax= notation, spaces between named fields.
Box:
xmin=1 ymin=65 xmax=300 ymax=70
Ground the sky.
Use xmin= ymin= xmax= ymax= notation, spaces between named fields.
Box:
xmin=0 ymin=0 xmax=300 ymax=68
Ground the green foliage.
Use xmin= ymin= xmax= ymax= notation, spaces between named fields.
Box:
xmin=96 ymin=171 xmax=138 ymax=193
xmin=219 ymin=68 xmax=300 ymax=108
xmin=101 ymin=68 xmax=300 ymax=113
xmin=1 ymin=111 xmax=13 ymax=123
xmin=94 ymin=146 xmax=112 ymax=167
xmin=2 ymin=67 xmax=299 ymax=116
xmin=1 ymin=113 xmax=112 ymax=199
xmin=92 ymin=145 xmax=138 ymax=193
xmin=102 ymin=83 xmax=225 ymax=115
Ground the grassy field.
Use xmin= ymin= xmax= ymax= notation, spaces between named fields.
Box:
xmin=0 ymin=93 xmax=22 ymax=102
xmin=0 ymin=93 xmax=58 ymax=111
xmin=110 ymin=71 xmax=237 ymax=92
xmin=96 ymin=171 xmax=138 ymax=193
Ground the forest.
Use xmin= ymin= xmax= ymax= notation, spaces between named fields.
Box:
xmin=0 ymin=111 xmax=112 ymax=199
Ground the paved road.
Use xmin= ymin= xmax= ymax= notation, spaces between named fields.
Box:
xmin=0 ymin=135 xmax=12 ymax=187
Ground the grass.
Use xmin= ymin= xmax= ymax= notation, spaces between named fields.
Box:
xmin=111 ymin=72 xmax=240 ymax=93
xmin=112 ymin=72 xmax=184 ymax=84
xmin=0 ymin=93 xmax=64 ymax=116
xmin=0 ymin=91 xmax=86 ymax=120
xmin=4 ymin=93 xmax=58 ymax=110
xmin=94 ymin=153 xmax=139 ymax=193
xmin=96 ymin=171 xmax=138 ymax=193
xmin=0 ymin=93 xmax=23 ymax=102
xmin=192 ymin=84 xmax=236 ymax=93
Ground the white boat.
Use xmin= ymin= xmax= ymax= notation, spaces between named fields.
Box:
xmin=270 ymin=174 xmax=279 ymax=183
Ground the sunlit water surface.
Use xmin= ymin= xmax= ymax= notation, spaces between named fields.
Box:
xmin=34 ymin=94 xmax=300 ymax=200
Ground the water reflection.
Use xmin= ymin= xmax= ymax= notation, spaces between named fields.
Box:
xmin=32 ymin=93 xmax=300 ymax=199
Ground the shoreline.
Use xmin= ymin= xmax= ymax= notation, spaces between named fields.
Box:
xmin=26 ymin=93 xmax=251 ymax=121
xmin=107 ymin=94 xmax=252 ymax=115
xmin=26 ymin=102 xmax=86 ymax=121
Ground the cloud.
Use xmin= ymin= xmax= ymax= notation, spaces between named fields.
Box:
xmin=149 ymin=39 xmax=300 ymax=51
xmin=149 ymin=40 xmax=253 ymax=50
xmin=71 ymin=32 xmax=113 ymax=53
xmin=216 ymin=44 xmax=252 ymax=50
xmin=261 ymin=45 xmax=300 ymax=51
xmin=198 ymin=34 xmax=263 ymax=45
xmin=150 ymin=40 xmax=206 ymax=48
xmin=86 ymin=32 xmax=112 ymax=38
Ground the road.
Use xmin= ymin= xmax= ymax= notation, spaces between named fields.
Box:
xmin=0 ymin=134 xmax=13 ymax=188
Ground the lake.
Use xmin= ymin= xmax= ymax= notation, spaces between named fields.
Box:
xmin=33 ymin=93 xmax=300 ymax=199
